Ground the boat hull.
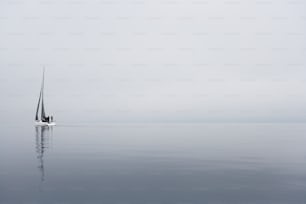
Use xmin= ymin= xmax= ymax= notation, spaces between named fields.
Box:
xmin=35 ymin=121 xmax=56 ymax=126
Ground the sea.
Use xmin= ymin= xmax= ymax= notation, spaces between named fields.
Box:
xmin=1 ymin=123 xmax=306 ymax=204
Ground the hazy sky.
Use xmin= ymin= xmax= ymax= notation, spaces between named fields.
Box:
xmin=0 ymin=0 xmax=305 ymax=123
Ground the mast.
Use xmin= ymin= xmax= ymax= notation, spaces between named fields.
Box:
xmin=41 ymin=68 xmax=46 ymax=121
xmin=35 ymin=69 xmax=44 ymax=121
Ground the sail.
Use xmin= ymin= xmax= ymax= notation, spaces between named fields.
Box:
xmin=35 ymin=90 xmax=42 ymax=121
xmin=41 ymin=68 xmax=47 ymax=121
xmin=41 ymin=96 xmax=46 ymax=121
xmin=35 ymin=69 xmax=45 ymax=121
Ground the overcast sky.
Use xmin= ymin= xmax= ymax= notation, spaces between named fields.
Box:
xmin=0 ymin=0 xmax=305 ymax=123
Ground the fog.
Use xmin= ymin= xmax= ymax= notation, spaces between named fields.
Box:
xmin=0 ymin=0 xmax=305 ymax=123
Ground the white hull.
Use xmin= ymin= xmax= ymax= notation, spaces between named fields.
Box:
xmin=35 ymin=120 xmax=56 ymax=126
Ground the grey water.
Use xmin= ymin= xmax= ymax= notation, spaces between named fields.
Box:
xmin=0 ymin=123 xmax=306 ymax=204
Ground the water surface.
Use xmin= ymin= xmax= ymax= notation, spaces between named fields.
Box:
xmin=0 ymin=123 xmax=306 ymax=204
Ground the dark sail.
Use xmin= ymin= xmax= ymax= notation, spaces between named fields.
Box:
xmin=35 ymin=90 xmax=42 ymax=121
xmin=35 ymin=69 xmax=45 ymax=121
xmin=41 ymin=69 xmax=47 ymax=121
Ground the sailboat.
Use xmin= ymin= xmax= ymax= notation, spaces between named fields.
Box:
xmin=35 ymin=68 xmax=56 ymax=126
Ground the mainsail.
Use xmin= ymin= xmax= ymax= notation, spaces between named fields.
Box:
xmin=35 ymin=68 xmax=47 ymax=121
xmin=35 ymin=89 xmax=42 ymax=121
xmin=41 ymin=95 xmax=47 ymax=121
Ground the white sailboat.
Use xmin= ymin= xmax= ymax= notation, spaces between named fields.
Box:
xmin=35 ymin=69 xmax=56 ymax=126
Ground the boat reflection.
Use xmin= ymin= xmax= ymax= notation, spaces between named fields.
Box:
xmin=35 ymin=126 xmax=53 ymax=182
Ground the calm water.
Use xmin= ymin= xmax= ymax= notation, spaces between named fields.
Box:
xmin=0 ymin=123 xmax=306 ymax=204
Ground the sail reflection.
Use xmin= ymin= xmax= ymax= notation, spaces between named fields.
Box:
xmin=35 ymin=126 xmax=53 ymax=182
